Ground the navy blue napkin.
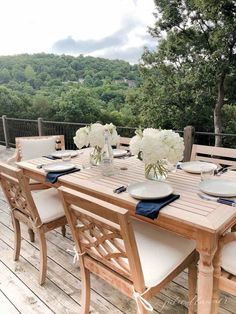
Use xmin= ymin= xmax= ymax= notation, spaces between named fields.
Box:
xmin=46 ymin=168 xmax=80 ymax=184
xmin=136 ymin=194 xmax=180 ymax=220
xmin=43 ymin=155 xmax=60 ymax=160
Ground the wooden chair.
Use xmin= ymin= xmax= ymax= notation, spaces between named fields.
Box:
xmin=190 ymin=144 xmax=236 ymax=166
xmin=7 ymin=135 xmax=66 ymax=238
xmin=8 ymin=135 xmax=65 ymax=163
xmin=211 ymin=232 xmax=236 ymax=313
xmin=58 ymin=186 xmax=198 ymax=314
xmin=0 ymin=162 xmax=67 ymax=285
xmin=117 ymin=136 xmax=131 ymax=150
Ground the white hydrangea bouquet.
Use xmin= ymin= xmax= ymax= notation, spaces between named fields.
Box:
xmin=73 ymin=123 xmax=119 ymax=165
xmin=130 ymin=128 xmax=184 ymax=180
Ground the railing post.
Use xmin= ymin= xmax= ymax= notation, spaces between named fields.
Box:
xmin=38 ymin=117 xmax=43 ymax=136
xmin=183 ymin=125 xmax=195 ymax=162
xmin=2 ymin=115 xmax=10 ymax=148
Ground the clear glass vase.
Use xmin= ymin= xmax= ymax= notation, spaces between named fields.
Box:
xmin=145 ymin=160 xmax=168 ymax=181
xmin=90 ymin=146 xmax=102 ymax=166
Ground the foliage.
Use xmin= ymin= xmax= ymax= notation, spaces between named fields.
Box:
xmin=140 ymin=0 xmax=236 ymax=144
xmin=0 ymin=53 xmax=140 ymax=126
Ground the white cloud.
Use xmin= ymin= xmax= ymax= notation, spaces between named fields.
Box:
xmin=0 ymin=0 xmax=156 ymax=63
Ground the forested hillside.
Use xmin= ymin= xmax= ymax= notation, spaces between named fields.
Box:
xmin=0 ymin=53 xmax=142 ymax=127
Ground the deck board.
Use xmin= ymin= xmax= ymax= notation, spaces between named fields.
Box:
xmin=0 ymin=147 xmax=236 ymax=313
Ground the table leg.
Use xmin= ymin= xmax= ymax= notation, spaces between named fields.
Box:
xmin=211 ymin=248 xmax=221 ymax=314
xmin=196 ymin=232 xmax=217 ymax=314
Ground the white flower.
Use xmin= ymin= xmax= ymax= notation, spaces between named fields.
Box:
xmin=130 ymin=135 xmax=142 ymax=156
xmin=130 ymin=128 xmax=184 ymax=165
xmin=105 ymin=123 xmax=119 ymax=145
xmin=89 ymin=123 xmax=105 ymax=148
xmin=143 ymin=128 xmax=160 ymax=136
xmin=73 ymin=126 xmax=89 ymax=149
xmin=74 ymin=122 xmax=120 ymax=149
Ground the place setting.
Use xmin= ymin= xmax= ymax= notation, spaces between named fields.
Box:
xmin=179 ymin=160 xmax=218 ymax=174
xmin=114 ymin=180 xmax=180 ymax=220
xmin=42 ymin=161 xmax=81 ymax=183
xmin=193 ymin=164 xmax=236 ymax=207
xmin=43 ymin=149 xmax=79 ymax=160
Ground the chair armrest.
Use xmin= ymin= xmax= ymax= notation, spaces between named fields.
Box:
xmin=7 ymin=153 xmax=17 ymax=165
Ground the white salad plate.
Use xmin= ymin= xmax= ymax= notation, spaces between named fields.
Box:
xmin=199 ymin=178 xmax=236 ymax=197
xmin=112 ymin=149 xmax=127 ymax=158
xmin=127 ymin=181 xmax=173 ymax=200
xmin=43 ymin=162 xmax=76 ymax=173
xmin=51 ymin=150 xmax=78 ymax=158
xmin=181 ymin=161 xmax=217 ymax=174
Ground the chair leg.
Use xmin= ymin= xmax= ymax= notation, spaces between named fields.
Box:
xmin=28 ymin=228 xmax=35 ymax=242
xmin=188 ymin=262 xmax=197 ymax=314
xmin=81 ymin=265 xmax=91 ymax=314
xmin=136 ymin=303 xmax=149 ymax=314
xmin=61 ymin=225 xmax=66 ymax=237
xmin=12 ymin=215 xmax=21 ymax=261
xmin=38 ymin=230 xmax=47 ymax=285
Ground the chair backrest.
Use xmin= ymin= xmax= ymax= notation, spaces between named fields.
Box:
xmin=0 ymin=162 xmax=42 ymax=226
xmin=58 ymin=186 xmax=145 ymax=287
xmin=190 ymin=144 xmax=236 ymax=166
xmin=117 ymin=136 xmax=131 ymax=150
xmin=15 ymin=135 xmax=65 ymax=162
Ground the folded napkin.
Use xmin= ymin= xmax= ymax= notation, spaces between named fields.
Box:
xmin=136 ymin=194 xmax=180 ymax=220
xmin=46 ymin=168 xmax=80 ymax=184
xmin=43 ymin=155 xmax=60 ymax=160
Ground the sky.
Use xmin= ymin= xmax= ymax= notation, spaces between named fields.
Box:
xmin=0 ymin=0 xmax=156 ymax=63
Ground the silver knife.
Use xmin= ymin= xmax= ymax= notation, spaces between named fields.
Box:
xmin=197 ymin=193 xmax=236 ymax=206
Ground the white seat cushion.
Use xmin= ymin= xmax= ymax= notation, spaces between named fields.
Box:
xmin=132 ymin=219 xmax=196 ymax=287
xmin=20 ymin=137 xmax=56 ymax=161
xmin=32 ymin=188 xmax=65 ymax=224
xmin=221 ymin=241 xmax=236 ymax=276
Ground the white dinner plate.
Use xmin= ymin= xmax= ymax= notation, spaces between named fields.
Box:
xmin=43 ymin=162 xmax=76 ymax=173
xmin=51 ymin=150 xmax=78 ymax=158
xmin=199 ymin=179 xmax=236 ymax=197
xmin=127 ymin=181 xmax=173 ymax=200
xmin=181 ymin=161 xmax=217 ymax=174
xmin=112 ymin=149 xmax=127 ymax=158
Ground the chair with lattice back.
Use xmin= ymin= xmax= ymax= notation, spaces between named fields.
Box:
xmin=7 ymin=135 xmax=66 ymax=239
xmin=59 ymin=186 xmax=198 ymax=314
xmin=0 ymin=162 xmax=67 ymax=285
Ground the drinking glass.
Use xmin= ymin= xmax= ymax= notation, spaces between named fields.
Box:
xmin=62 ymin=152 xmax=71 ymax=162
xmin=201 ymin=166 xmax=214 ymax=181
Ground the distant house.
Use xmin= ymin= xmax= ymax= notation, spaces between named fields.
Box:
xmin=78 ymin=78 xmax=85 ymax=84
xmin=114 ymin=78 xmax=136 ymax=87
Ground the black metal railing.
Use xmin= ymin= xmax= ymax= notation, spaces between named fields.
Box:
xmin=7 ymin=118 xmax=38 ymax=146
xmin=1 ymin=116 xmax=235 ymax=154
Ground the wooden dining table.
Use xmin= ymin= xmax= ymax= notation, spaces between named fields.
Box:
xmin=17 ymin=148 xmax=236 ymax=314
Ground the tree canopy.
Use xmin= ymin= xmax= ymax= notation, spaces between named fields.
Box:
xmin=0 ymin=53 xmax=141 ymax=127
xmin=140 ymin=0 xmax=236 ymax=145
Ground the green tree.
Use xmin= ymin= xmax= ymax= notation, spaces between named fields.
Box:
xmin=142 ymin=0 xmax=236 ymax=145
xmin=0 ymin=68 xmax=11 ymax=83
xmin=24 ymin=65 xmax=36 ymax=81
xmin=53 ymin=87 xmax=103 ymax=123
xmin=0 ymin=86 xmax=26 ymax=117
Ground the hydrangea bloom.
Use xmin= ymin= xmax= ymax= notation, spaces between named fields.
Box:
xmin=73 ymin=123 xmax=119 ymax=149
xmin=73 ymin=126 xmax=89 ymax=149
xmin=130 ymin=128 xmax=184 ymax=165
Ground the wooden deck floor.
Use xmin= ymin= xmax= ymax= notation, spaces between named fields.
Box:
xmin=0 ymin=147 xmax=236 ymax=314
